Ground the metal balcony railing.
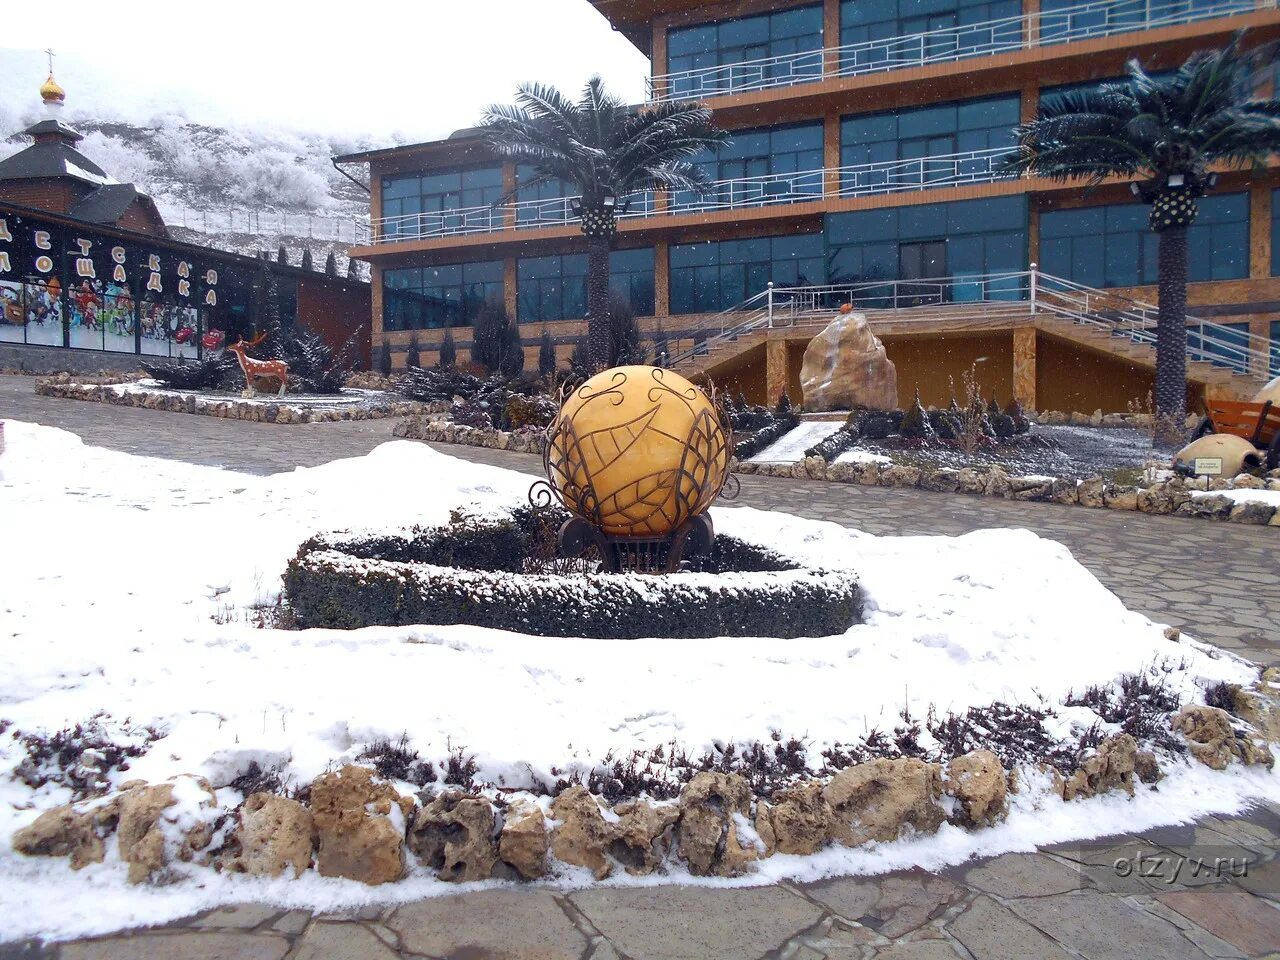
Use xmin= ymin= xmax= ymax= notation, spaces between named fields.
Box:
xmin=667 ymin=267 xmax=1271 ymax=379
xmin=646 ymin=0 xmax=1269 ymax=102
xmin=365 ymin=147 xmax=1014 ymax=244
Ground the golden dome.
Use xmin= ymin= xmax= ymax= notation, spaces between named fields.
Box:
xmin=40 ymin=73 xmax=65 ymax=104
xmin=545 ymin=365 xmax=731 ymax=538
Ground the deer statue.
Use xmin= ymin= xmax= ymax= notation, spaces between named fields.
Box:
xmin=226 ymin=332 xmax=289 ymax=397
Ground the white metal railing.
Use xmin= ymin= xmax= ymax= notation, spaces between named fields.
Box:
xmin=647 ymin=0 xmax=1268 ymax=101
xmin=668 ymin=267 xmax=1271 ymax=378
xmin=1032 ymin=271 xmax=1265 ymax=375
xmin=367 ymin=147 xmax=1013 ymax=244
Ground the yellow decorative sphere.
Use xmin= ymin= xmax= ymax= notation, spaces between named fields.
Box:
xmin=545 ymin=365 xmax=731 ymax=538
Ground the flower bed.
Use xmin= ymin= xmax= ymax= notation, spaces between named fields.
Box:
xmin=2 ymin=422 xmax=1278 ymax=943
xmin=36 ymin=377 xmax=431 ymax=424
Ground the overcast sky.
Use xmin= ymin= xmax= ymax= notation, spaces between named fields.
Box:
xmin=0 ymin=0 xmax=651 ymax=143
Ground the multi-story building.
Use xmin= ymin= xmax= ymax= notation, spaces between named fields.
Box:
xmin=339 ymin=0 xmax=1280 ymax=412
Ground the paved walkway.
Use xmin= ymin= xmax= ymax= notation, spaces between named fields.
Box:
xmin=3 ymin=375 xmax=1279 ymax=960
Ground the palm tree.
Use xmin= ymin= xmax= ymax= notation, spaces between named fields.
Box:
xmin=482 ymin=77 xmax=727 ymax=372
xmin=1000 ymin=34 xmax=1280 ymax=442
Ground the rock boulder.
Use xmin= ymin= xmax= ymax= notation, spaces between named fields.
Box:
xmin=1171 ymin=706 xmax=1238 ymax=770
xmin=823 ymin=759 xmax=946 ymax=847
xmin=225 ymin=793 xmax=315 ymax=879
xmin=610 ymin=800 xmax=679 ymax=875
xmin=677 ymin=772 xmax=761 ymax=876
xmin=310 ymin=765 xmax=412 ymax=886
xmin=799 ymin=306 xmax=898 ymax=412
xmin=1062 ymin=734 xmax=1139 ymax=801
xmin=754 ymin=780 xmax=832 ymax=856
xmin=409 ymin=790 xmax=498 ymax=883
xmin=12 ymin=801 xmax=118 ymax=870
xmin=498 ymin=802 xmax=549 ymax=880
xmin=944 ymin=751 xmax=1008 ymax=827
xmin=116 ymin=776 xmax=218 ymax=884
xmin=549 ymin=786 xmax=614 ymax=879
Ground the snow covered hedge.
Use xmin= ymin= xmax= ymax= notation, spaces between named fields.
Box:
xmin=283 ymin=514 xmax=862 ymax=638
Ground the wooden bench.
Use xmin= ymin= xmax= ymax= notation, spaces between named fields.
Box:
xmin=1193 ymin=400 xmax=1280 ymax=469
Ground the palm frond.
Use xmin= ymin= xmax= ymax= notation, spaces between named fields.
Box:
xmin=482 ymin=76 xmax=728 ymax=214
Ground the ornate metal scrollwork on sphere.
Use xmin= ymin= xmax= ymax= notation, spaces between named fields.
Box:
xmin=532 ymin=365 xmax=734 ymax=572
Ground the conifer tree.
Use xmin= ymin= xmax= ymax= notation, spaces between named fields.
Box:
xmin=439 ymin=327 xmax=457 ymax=369
xmin=538 ymin=328 xmax=556 ymax=378
xmin=325 ymin=251 xmax=338 ymax=277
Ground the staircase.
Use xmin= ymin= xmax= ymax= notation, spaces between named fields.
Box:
xmin=668 ymin=270 xmax=1271 ymax=400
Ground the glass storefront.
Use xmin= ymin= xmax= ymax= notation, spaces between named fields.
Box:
xmin=0 ymin=212 xmax=236 ymax=358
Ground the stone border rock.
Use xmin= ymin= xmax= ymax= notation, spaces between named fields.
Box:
xmin=394 ymin=415 xmax=546 ymax=453
xmin=738 ymin=457 xmax=1280 ymax=527
xmin=397 ymin=417 xmax=1280 ymax=528
xmin=13 ymin=670 xmax=1277 ymax=888
xmin=35 ymin=377 xmax=436 ymax=425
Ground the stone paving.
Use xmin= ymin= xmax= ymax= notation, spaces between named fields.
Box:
xmin=14 ymin=815 xmax=1280 ymax=959
xmin=3 ymin=375 xmax=1279 ymax=959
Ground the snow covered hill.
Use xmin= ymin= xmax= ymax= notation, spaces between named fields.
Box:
xmin=0 ymin=103 xmax=384 ymax=275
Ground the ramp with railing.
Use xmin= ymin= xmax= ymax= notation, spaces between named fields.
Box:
xmin=667 ymin=267 xmax=1271 ymax=397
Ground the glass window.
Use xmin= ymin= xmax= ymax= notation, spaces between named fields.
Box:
xmin=1041 ymin=193 xmax=1248 ymax=288
xmin=841 ymin=94 xmax=1018 ymax=190
xmin=383 ymin=260 xmax=502 ymax=331
xmin=1270 ymin=320 xmax=1280 ymax=377
xmin=838 ymin=0 xmax=1022 ymax=73
xmin=609 ymin=248 xmax=656 ymax=316
xmin=667 ymin=5 xmax=823 ymax=97
xmin=826 ymin=196 xmax=1028 ymax=304
xmin=670 ymin=233 xmax=823 ymax=314
xmin=381 ymin=167 xmax=503 ymax=237
xmin=518 ymin=254 xmax=588 ymax=323
xmin=516 ymin=165 xmax=576 ymax=225
xmin=683 ymin=121 xmax=824 ymax=208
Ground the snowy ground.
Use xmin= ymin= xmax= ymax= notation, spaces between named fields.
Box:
xmin=1 ymin=419 xmax=1277 ymax=942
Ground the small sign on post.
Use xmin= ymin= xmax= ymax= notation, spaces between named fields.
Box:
xmin=1193 ymin=457 xmax=1223 ymax=476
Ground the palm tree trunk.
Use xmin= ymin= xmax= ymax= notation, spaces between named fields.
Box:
xmin=1153 ymin=224 xmax=1188 ymax=446
xmin=585 ymin=235 xmax=612 ymax=373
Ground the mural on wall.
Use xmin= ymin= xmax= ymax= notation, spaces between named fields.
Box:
xmin=0 ymin=213 xmax=231 ymax=357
